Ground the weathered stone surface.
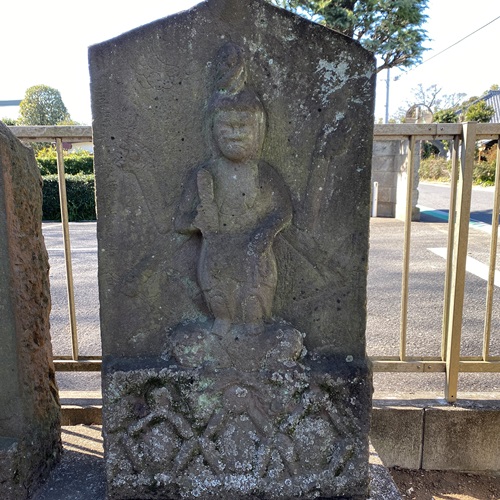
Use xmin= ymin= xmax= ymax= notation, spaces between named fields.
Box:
xmin=104 ymin=357 xmax=371 ymax=499
xmin=90 ymin=0 xmax=375 ymax=497
xmin=0 ymin=122 xmax=61 ymax=498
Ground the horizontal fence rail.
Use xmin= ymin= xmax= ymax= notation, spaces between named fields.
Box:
xmin=371 ymin=122 xmax=500 ymax=402
xmin=10 ymin=124 xmax=500 ymax=402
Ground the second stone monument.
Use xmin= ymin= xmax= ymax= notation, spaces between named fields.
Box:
xmin=90 ymin=0 xmax=375 ymax=498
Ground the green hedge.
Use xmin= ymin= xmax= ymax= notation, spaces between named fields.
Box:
xmin=37 ymin=147 xmax=94 ymax=176
xmin=42 ymin=174 xmax=96 ymax=221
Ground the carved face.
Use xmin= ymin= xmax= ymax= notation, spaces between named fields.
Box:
xmin=213 ymin=110 xmax=264 ymax=162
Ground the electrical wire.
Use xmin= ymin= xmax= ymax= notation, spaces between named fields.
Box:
xmin=391 ymin=13 xmax=500 ymax=81
xmin=420 ymin=14 xmax=500 ymax=67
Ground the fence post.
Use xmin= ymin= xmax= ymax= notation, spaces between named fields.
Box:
xmin=482 ymin=135 xmax=500 ymax=360
xmin=55 ymin=138 xmax=79 ymax=361
xmin=441 ymin=135 xmax=460 ymax=361
xmin=445 ymin=122 xmax=476 ymax=402
xmin=399 ymin=135 xmax=416 ymax=361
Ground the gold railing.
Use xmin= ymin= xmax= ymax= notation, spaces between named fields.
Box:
xmin=11 ymin=123 xmax=500 ymax=402
xmin=372 ymin=123 xmax=500 ymax=402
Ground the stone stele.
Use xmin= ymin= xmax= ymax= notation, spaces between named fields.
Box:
xmin=90 ymin=0 xmax=375 ymax=498
xmin=0 ymin=122 xmax=61 ymax=499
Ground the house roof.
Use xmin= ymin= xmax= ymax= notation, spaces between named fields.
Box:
xmin=458 ymin=90 xmax=500 ymax=123
xmin=483 ymin=90 xmax=500 ymax=123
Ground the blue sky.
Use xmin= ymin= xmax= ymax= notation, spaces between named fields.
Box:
xmin=1 ymin=0 xmax=498 ymax=124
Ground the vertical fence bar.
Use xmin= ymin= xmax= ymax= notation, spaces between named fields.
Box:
xmin=445 ymin=122 xmax=476 ymax=402
xmin=482 ymin=136 xmax=500 ymax=360
xmin=372 ymin=181 xmax=379 ymax=217
xmin=55 ymin=138 xmax=79 ymax=361
xmin=441 ymin=135 xmax=461 ymax=361
xmin=399 ymin=135 xmax=416 ymax=361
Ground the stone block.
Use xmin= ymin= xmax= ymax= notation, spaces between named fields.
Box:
xmin=422 ymin=407 xmax=500 ymax=471
xmin=372 ymin=171 xmax=398 ymax=189
xmin=0 ymin=122 xmax=61 ymax=499
xmin=374 ymin=202 xmax=395 ymax=218
xmin=376 ymin=186 xmax=396 ymax=204
xmin=372 ymin=156 xmax=397 ymax=173
xmin=90 ymin=0 xmax=375 ymax=497
xmin=370 ymin=406 xmax=424 ymax=469
xmin=373 ymin=140 xmax=399 ymax=157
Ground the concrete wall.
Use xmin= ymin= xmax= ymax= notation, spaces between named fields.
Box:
xmin=372 ymin=140 xmax=420 ymax=221
xmin=371 ymin=398 xmax=500 ymax=472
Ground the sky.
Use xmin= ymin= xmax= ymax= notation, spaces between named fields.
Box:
xmin=0 ymin=0 xmax=498 ymax=124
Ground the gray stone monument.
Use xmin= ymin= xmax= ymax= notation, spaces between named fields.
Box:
xmin=90 ymin=0 xmax=375 ymax=497
xmin=0 ymin=122 xmax=61 ymax=499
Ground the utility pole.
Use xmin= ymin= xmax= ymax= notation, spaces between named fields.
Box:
xmin=385 ymin=68 xmax=390 ymax=124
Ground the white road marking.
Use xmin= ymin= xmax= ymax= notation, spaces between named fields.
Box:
xmin=428 ymin=247 xmax=500 ymax=287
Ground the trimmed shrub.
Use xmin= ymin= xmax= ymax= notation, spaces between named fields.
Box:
xmin=473 ymin=162 xmax=496 ymax=186
xmin=474 ymin=145 xmax=497 ymax=186
xmin=37 ymin=147 xmax=94 ymax=176
xmin=42 ymin=174 xmax=96 ymax=221
xmin=419 ymin=157 xmax=451 ymax=181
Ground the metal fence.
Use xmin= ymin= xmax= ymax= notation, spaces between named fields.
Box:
xmin=10 ymin=123 xmax=500 ymax=402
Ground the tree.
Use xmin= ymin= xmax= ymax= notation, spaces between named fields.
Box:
xmin=432 ymin=109 xmax=458 ymax=124
xmin=392 ymin=84 xmax=465 ymax=123
xmin=407 ymin=84 xmax=465 ymax=113
xmin=464 ymin=101 xmax=495 ymax=123
xmin=19 ymin=84 xmax=70 ymax=125
xmin=268 ymin=0 xmax=429 ymax=72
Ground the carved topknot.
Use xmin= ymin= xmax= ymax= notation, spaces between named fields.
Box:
xmin=215 ymin=42 xmax=247 ymax=95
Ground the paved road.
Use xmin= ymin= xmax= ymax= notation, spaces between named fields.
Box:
xmin=368 ymin=182 xmax=499 ymax=395
xmin=43 ymin=222 xmax=100 ymax=391
xmin=419 ymin=181 xmax=497 ymax=226
xmin=44 ymin=182 xmax=500 ymax=395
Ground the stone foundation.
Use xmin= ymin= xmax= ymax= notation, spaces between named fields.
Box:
xmin=104 ymin=354 xmax=371 ymax=499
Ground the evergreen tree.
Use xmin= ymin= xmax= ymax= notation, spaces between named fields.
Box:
xmin=268 ymin=0 xmax=429 ymax=72
xmin=19 ymin=84 xmax=70 ymax=125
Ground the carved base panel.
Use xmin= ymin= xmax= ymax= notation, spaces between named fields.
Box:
xmin=103 ymin=356 xmax=371 ymax=499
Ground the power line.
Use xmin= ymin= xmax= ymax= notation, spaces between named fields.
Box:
xmin=392 ymin=13 xmax=500 ymax=81
xmin=420 ymin=14 xmax=500 ymax=67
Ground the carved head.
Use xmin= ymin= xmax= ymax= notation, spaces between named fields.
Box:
xmin=209 ymin=42 xmax=266 ymax=162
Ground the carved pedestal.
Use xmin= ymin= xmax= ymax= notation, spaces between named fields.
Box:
xmin=104 ymin=321 xmax=371 ymax=499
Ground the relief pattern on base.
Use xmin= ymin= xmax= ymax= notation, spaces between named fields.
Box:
xmin=104 ymin=344 xmax=370 ymax=499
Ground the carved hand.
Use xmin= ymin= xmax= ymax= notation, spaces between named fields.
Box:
xmin=194 ymin=169 xmax=219 ymax=234
xmin=249 ymin=213 xmax=282 ymax=254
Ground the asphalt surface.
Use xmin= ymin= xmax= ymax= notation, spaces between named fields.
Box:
xmin=418 ymin=181 xmax=496 ymax=225
xmin=43 ymin=182 xmax=500 ymax=396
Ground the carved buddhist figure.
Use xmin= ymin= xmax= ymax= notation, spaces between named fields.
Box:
xmin=176 ymin=43 xmax=292 ymax=337
xmin=102 ymin=41 xmax=370 ymax=499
